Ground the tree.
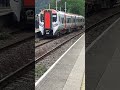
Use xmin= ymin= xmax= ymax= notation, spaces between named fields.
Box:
xmin=50 ymin=0 xmax=85 ymax=16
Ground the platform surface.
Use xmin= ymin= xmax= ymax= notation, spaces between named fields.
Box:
xmin=35 ymin=33 xmax=85 ymax=90
xmin=86 ymin=17 xmax=120 ymax=90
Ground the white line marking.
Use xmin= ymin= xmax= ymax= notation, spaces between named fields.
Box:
xmin=35 ymin=33 xmax=85 ymax=87
xmin=86 ymin=17 xmax=120 ymax=52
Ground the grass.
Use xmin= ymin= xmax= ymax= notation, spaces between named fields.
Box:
xmin=35 ymin=64 xmax=47 ymax=78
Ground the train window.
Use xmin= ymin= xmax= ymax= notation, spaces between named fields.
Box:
xmin=73 ymin=18 xmax=75 ymax=23
xmin=83 ymin=19 xmax=85 ymax=22
xmin=40 ymin=14 xmax=44 ymax=22
xmin=69 ymin=18 xmax=71 ymax=23
xmin=71 ymin=17 xmax=72 ymax=23
xmin=62 ymin=18 xmax=64 ymax=24
xmin=67 ymin=18 xmax=69 ymax=23
xmin=80 ymin=19 xmax=82 ymax=22
xmin=67 ymin=18 xmax=71 ymax=23
xmin=53 ymin=14 xmax=57 ymax=22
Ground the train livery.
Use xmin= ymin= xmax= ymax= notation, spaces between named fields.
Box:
xmin=10 ymin=0 xmax=34 ymax=22
xmin=38 ymin=9 xmax=85 ymax=37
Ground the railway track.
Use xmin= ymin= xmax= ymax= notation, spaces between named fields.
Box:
xmin=86 ymin=11 xmax=120 ymax=32
xmin=0 ymin=33 xmax=34 ymax=53
xmin=35 ymin=31 xmax=84 ymax=63
xmin=35 ymin=39 xmax=54 ymax=48
xmin=35 ymin=30 xmax=85 ymax=48
xmin=0 ymin=60 xmax=35 ymax=89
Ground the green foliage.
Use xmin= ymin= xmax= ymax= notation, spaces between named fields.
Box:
xmin=35 ymin=0 xmax=85 ymax=15
xmin=50 ymin=0 xmax=85 ymax=16
xmin=35 ymin=0 xmax=50 ymax=14
xmin=35 ymin=64 xmax=47 ymax=78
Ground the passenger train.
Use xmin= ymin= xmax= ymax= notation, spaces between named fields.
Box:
xmin=10 ymin=0 xmax=34 ymax=22
xmin=38 ymin=9 xmax=85 ymax=37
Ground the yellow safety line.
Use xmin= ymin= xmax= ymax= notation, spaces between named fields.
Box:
xmin=80 ymin=73 xmax=85 ymax=90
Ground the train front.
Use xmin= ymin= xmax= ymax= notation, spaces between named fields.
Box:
xmin=39 ymin=9 xmax=59 ymax=37
xmin=22 ymin=0 xmax=34 ymax=22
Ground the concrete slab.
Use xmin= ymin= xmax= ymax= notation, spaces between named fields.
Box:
xmin=35 ymin=34 xmax=85 ymax=90
xmin=63 ymin=46 xmax=85 ymax=90
xmin=86 ymin=17 xmax=120 ymax=90
xmin=96 ymin=48 xmax=120 ymax=90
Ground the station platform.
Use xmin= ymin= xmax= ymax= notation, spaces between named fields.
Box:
xmin=35 ymin=33 xmax=85 ymax=90
xmin=86 ymin=17 xmax=120 ymax=90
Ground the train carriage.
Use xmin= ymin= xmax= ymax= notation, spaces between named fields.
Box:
xmin=38 ymin=9 xmax=85 ymax=37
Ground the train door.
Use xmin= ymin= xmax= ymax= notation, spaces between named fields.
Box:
xmin=75 ymin=16 xmax=77 ymax=28
xmin=44 ymin=10 xmax=52 ymax=35
xmin=64 ymin=14 xmax=66 ymax=30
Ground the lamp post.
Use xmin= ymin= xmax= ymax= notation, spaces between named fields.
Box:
xmin=56 ymin=0 xmax=57 ymax=10
xmin=49 ymin=4 xmax=50 ymax=9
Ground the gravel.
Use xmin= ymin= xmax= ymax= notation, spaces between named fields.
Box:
xmin=0 ymin=38 xmax=34 ymax=80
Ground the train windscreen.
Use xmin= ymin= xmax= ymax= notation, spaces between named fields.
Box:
xmin=52 ymin=14 xmax=57 ymax=22
xmin=40 ymin=14 xmax=44 ymax=22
